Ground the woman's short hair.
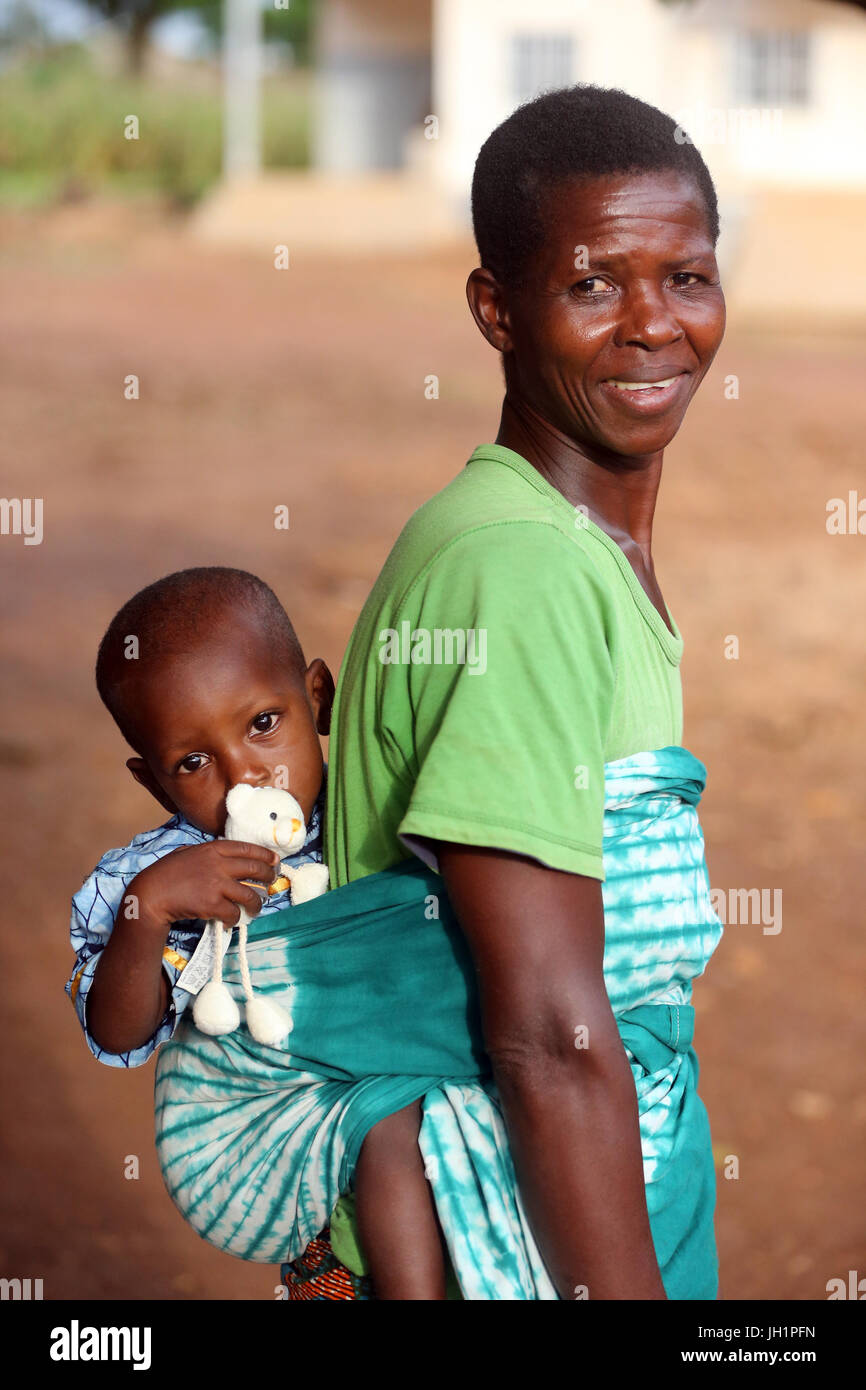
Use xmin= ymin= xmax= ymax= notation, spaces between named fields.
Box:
xmin=471 ymin=84 xmax=719 ymax=288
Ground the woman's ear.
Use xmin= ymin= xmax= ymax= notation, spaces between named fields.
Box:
xmin=305 ymin=658 xmax=335 ymax=736
xmin=126 ymin=757 xmax=179 ymax=819
xmin=466 ymin=267 xmax=514 ymax=354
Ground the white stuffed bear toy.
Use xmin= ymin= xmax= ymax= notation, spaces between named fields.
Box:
xmin=192 ymin=784 xmax=329 ymax=1046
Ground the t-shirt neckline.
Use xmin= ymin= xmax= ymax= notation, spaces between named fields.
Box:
xmin=467 ymin=442 xmax=684 ymax=664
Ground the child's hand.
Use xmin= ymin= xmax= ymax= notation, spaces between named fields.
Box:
xmin=128 ymin=841 xmax=282 ymax=931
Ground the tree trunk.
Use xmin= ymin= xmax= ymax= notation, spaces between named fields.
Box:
xmin=127 ymin=8 xmax=154 ymax=78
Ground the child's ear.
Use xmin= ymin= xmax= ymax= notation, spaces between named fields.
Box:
xmin=306 ymin=658 xmax=335 ymax=736
xmin=126 ymin=757 xmax=179 ymax=819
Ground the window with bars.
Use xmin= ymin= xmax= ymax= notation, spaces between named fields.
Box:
xmin=733 ymin=30 xmax=812 ymax=107
xmin=510 ymin=33 xmax=576 ymax=105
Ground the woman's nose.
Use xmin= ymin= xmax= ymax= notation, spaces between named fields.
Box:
xmin=617 ymin=284 xmax=684 ymax=349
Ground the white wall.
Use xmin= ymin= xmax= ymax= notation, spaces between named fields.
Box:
xmin=429 ymin=0 xmax=866 ymax=209
xmin=313 ymin=0 xmax=432 ymax=171
xmin=431 ymin=0 xmax=679 ymax=211
xmin=670 ymin=7 xmax=866 ymax=190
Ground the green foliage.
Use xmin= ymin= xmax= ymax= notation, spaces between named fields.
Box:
xmin=82 ymin=1 xmax=216 ymax=74
xmin=78 ymin=0 xmax=315 ymax=69
xmin=84 ymin=0 xmax=199 ymax=22
xmin=263 ymin=0 xmax=314 ymax=65
xmin=194 ymin=0 xmax=315 ymax=65
xmin=0 ymin=46 xmax=311 ymax=207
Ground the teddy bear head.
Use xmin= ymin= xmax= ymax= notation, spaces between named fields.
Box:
xmin=224 ymin=783 xmax=307 ymax=856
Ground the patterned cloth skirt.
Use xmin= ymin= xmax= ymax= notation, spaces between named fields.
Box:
xmin=281 ymin=1228 xmax=374 ymax=1300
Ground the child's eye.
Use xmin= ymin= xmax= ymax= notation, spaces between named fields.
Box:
xmin=252 ymin=711 xmax=279 ymax=734
xmin=178 ymin=753 xmax=207 ymax=774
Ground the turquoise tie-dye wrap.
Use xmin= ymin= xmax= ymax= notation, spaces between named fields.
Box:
xmin=154 ymin=744 xmax=723 ymax=1299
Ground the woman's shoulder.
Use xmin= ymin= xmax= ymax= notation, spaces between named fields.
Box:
xmin=406 ymin=444 xmax=556 ymax=532
xmin=392 ymin=448 xmax=604 ymax=584
xmin=347 ymin=446 xmax=616 ymax=656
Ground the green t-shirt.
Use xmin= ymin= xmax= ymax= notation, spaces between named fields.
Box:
xmin=323 ymin=441 xmax=684 ymax=1278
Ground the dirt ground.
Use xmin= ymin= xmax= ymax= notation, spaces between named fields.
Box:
xmin=1 ymin=199 xmax=863 ymax=1302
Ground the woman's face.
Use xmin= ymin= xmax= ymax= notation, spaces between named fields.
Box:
xmin=481 ymin=169 xmax=725 ymax=459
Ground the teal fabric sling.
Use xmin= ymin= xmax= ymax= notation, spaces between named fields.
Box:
xmin=154 ymin=744 xmax=723 ymax=1299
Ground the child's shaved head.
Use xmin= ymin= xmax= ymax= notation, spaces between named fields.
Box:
xmin=96 ymin=567 xmax=306 ymax=755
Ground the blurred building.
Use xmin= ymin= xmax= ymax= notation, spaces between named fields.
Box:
xmin=195 ymin=0 xmax=866 ymax=322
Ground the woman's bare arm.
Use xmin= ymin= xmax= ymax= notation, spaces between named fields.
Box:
xmin=436 ymin=841 xmax=666 ymax=1301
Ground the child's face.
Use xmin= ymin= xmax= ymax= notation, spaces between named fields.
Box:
xmin=125 ymin=614 xmax=334 ymax=838
xmin=479 ymin=169 xmax=725 ymax=457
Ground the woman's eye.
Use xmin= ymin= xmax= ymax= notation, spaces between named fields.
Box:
xmin=252 ymin=712 xmax=278 ymax=733
xmin=178 ymin=753 xmax=206 ymax=774
xmin=572 ymin=276 xmax=615 ymax=295
xmin=670 ymin=272 xmax=702 ymax=287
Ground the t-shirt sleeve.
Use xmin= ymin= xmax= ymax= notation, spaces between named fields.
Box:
xmin=386 ymin=521 xmax=616 ymax=878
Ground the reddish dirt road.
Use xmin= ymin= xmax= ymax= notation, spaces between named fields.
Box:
xmin=1 ymin=201 xmax=864 ymax=1300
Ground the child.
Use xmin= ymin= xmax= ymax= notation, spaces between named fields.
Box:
xmin=66 ymin=565 xmax=449 ymax=1300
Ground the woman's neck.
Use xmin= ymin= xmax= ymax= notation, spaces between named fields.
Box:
xmin=494 ymin=394 xmax=664 ymax=561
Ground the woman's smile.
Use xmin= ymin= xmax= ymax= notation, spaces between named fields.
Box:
xmin=598 ymin=370 xmax=691 ymax=415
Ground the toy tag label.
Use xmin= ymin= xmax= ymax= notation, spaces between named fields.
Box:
xmin=177 ymin=923 xmax=231 ymax=996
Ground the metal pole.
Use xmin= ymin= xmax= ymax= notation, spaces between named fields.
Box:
xmin=224 ymin=0 xmax=262 ymax=179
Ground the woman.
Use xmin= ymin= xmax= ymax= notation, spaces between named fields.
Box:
xmin=284 ymin=83 xmax=726 ymax=1300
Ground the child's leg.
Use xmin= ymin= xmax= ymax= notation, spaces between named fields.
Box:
xmin=353 ymin=1098 xmax=448 ymax=1300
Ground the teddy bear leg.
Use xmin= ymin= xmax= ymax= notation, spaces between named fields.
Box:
xmin=192 ymin=922 xmax=241 ymax=1036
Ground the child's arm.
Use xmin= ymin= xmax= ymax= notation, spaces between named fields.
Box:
xmin=74 ymin=841 xmax=281 ymax=1059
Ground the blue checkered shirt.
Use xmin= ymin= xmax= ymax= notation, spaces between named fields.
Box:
xmin=66 ymin=778 xmax=325 ymax=1068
